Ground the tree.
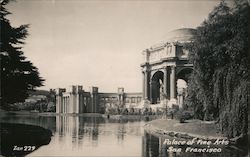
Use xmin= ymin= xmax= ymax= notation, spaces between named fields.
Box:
xmin=186 ymin=0 xmax=249 ymax=137
xmin=1 ymin=0 xmax=44 ymax=109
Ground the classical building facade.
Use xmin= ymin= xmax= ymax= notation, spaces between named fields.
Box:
xmin=141 ymin=28 xmax=196 ymax=107
xmin=56 ymin=28 xmax=195 ymax=113
xmin=55 ymin=86 xmax=142 ymax=114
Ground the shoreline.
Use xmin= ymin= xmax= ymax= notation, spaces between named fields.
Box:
xmin=1 ymin=110 xmax=247 ymax=146
xmin=0 ymin=110 xmax=162 ymax=119
xmin=144 ymin=119 xmax=248 ymax=146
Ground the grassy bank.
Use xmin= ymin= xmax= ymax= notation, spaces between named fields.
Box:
xmin=145 ymin=119 xmax=248 ymax=146
xmin=145 ymin=119 xmax=225 ymax=140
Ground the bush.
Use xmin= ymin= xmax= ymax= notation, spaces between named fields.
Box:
xmin=177 ymin=110 xmax=194 ymax=123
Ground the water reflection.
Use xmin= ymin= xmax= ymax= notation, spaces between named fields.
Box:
xmin=142 ymin=131 xmax=159 ymax=157
xmin=27 ymin=116 xmax=144 ymax=156
xmin=0 ymin=115 xmax=247 ymax=157
xmin=56 ymin=116 xmax=102 ymax=147
xmin=0 ymin=115 xmax=56 ymax=133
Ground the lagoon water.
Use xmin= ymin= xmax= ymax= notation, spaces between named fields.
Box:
xmin=0 ymin=114 xmax=248 ymax=157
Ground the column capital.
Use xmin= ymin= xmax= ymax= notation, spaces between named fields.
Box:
xmin=170 ymin=66 xmax=176 ymax=71
xmin=142 ymin=68 xmax=150 ymax=73
xmin=163 ymin=66 xmax=168 ymax=70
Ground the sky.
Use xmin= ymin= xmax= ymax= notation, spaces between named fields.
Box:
xmin=7 ymin=0 xmax=220 ymax=92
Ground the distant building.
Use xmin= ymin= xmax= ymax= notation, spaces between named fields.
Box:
xmin=55 ymin=86 xmax=142 ymax=114
xmin=25 ymin=95 xmax=47 ymax=103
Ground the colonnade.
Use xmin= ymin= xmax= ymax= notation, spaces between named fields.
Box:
xmin=56 ymin=93 xmax=89 ymax=114
xmin=62 ymin=96 xmax=70 ymax=113
xmin=142 ymin=66 xmax=177 ymax=105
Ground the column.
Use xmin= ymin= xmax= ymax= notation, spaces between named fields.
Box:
xmin=56 ymin=95 xmax=59 ymax=113
xmin=142 ymin=71 xmax=145 ymax=99
xmin=171 ymin=43 xmax=177 ymax=57
xmin=76 ymin=93 xmax=79 ymax=114
xmin=63 ymin=97 xmax=65 ymax=113
xmin=60 ymin=96 xmax=63 ymax=113
xmin=68 ymin=94 xmax=71 ymax=113
xmin=66 ymin=97 xmax=68 ymax=113
xmin=163 ymin=67 xmax=168 ymax=97
xmin=64 ymin=96 xmax=69 ymax=113
xmin=170 ymin=66 xmax=176 ymax=99
xmin=72 ymin=93 xmax=75 ymax=113
xmin=79 ymin=94 xmax=82 ymax=113
xmin=149 ymin=81 xmax=153 ymax=102
xmin=72 ymin=94 xmax=75 ymax=113
xmin=65 ymin=97 xmax=67 ymax=113
xmin=61 ymin=97 xmax=63 ymax=113
xmin=144 ymin=71 xmax=149 ymax=100
xmin=67 ymin=96 xmax=70 ymax=112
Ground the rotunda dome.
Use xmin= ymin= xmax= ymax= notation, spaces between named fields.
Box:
xmin=164 ymin=28 xmax=197 ymax=43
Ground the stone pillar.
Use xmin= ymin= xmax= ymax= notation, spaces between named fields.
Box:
xmin=144 ymin=71 xmax=149 ymax=100
xmin=60 ymin=97 xmax=63 ymax=113
xmin=79 ymin=94 xmax=82 ymax=113
xmin=163 ymin=67 xmax=168 ymax=97
xmin=63 ymin=97 xmax=65 ymax=113
xmin=90 ymin=87 xmax=99 ymax=113
xmin=61 ymin=97 xmax=63 ymax=113
xmin=118 ymin=87 xmax=124 ymax=107
xmin=67 ymin=97 xmax=69 ymax=113
xmin=56 ymin=96 xmax=59 ymax=113
xmin=69 ymin=94 xmax=73 ymax=113
xmin=56 ymin=95 xmax=63 ymax=114
xmin=75 ymin=86 xmax=82 ymax=114
xmin=170 ymin=66 xmax=176 ymax=98
xmin=169 ymin=66 xmax=177 ymax=107
xmin=171 ymin=43 xmax=177 ymax=57
xmin=67 ymin=96 xmax=71 ymax=112
xmin=65 ymin=95 xmax=67 ymax=113
xmin=75 ymin=92 xmax=80 ymax=113
xmin=149 ymin=81 xmax=153 ymax=102
xmin=55 ymin=88 xmax=66 ymax=113
xmin=142 ymin=71 xmax=145 ymax=99
xmin=66 ymin=97 xmax=69 ymax=113
xmin=65 ymin=97 xmax=67 ymax=113
xmin=73 ymin=94 xmax=76 ymax=113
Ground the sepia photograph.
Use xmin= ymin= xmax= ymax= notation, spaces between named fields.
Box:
xmin=0 ymin=0 xmax=249 ymax=156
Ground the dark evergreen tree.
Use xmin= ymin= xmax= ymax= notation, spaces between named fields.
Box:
xmin=1 ymin=0 xmax=44 ymax=108
xmin=186 ymin=0 xmax=249 ymax=137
